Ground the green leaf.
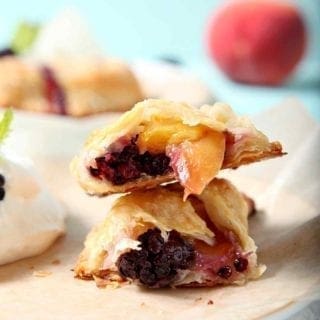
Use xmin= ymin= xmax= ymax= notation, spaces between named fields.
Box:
xmin=0 ymin=109 xmax=14 ymax=144
xmin=11 ymin=21 xmax=40 ymax=54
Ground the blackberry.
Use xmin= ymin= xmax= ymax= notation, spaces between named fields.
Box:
xmin=116 ymin=228 xmax=195 ymax=288
xmin=217 ymin=266 xmax=232 ymax=279
xmin=117 ymin=250 xmax=147 ymax=279
xmin=138 ymin=228 xmax=164 ymax=254
xmin=118 ymin=144 xmax=140 ymax=163
xmin=234 ymin=257 xmax=248 ymax=272
xmin=139 ymin=152 xmax=171 ymax=176
xmin=165 ymin=230 xmax=195 ymax=269
xmin=89 ymin=137 xmax=172 ymax=185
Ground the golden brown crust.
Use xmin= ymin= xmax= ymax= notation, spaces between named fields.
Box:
xmin=0 ymin=57 xmax=143 ymax=116
xmin=223 ymin=140 xmax=285 ymax=169
xmin=71 ymin=99 xmax=284 ymax=196
xmin=74 ymin=178 xmax=265 ymax=287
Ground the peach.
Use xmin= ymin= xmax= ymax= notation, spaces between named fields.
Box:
xmin=206 ymin=0 xmax=306 ymax=85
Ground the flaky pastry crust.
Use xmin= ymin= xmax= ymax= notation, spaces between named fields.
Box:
xmin=75 ymin=178 xmax=265 ymax=288
xmin=71 ymin=99 xmax=284 ymax=196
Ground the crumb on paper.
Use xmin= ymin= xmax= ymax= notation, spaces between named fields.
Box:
xmin=140 ymin=302 xmax=146 ymax=307
xmin=93 ymin=276 xmax=121 ymax=289
xmin=51 ymin=259 xmax=61 ymax=265
xmin=207 ymin=300 xmax=214 ymax=305
xmin=33 ymin=270 xmax=52 ymax=277
xmin=195 ymin=297 xmax=203 ymax=302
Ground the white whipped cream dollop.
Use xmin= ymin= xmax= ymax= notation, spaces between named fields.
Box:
xmin=0 ymin=154 xmax=65 ymax=265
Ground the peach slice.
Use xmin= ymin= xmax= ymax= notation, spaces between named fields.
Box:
xmin=138 ymin=121 xmax=204 ymax=153
xmin=167 ymin=131 xmax=225 ymax=199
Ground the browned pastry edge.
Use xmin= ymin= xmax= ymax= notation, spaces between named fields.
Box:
xmin=89 ymin=173 xmax=176 ymax=197
xmin=223 ymin=141 xmax=285 ymax=169
xmin=75 ymin=268 xmax=237 ymax=289
xmin=76 ymin=259 xmax=249 ymax=289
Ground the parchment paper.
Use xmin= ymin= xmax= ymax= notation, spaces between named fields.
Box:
xmin=0 ymin=99 xmax=319 ymax=320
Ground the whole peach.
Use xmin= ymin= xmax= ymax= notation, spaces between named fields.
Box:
xmin=206 ymin=0 xmax=306 ymax=85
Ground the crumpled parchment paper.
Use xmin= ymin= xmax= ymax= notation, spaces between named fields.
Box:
xmin=0 ymin=99 xmax=319 ymax=320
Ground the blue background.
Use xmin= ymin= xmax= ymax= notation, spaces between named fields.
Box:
xmin=1 ymin=0 xmax=319 ymax=119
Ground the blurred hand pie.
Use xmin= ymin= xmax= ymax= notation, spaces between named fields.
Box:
xmin=75 ymin=178 xmax=265 ymax=288
xmin=0 ymin=56 xmax=143 ymax=116
xmin=71 ymin=99 xmax=284 ymax=197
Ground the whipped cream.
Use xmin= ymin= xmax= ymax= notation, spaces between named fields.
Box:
xmin=0 ymin=153 xmax=65 ymax=265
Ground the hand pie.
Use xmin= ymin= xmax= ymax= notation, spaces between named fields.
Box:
xmin=0 ymin=56 xmax=143 ymax=116
xmin=75 ymin=178 xmax=265 ymax=288
xmin=71 ymin=99 xmax=284 ymax=197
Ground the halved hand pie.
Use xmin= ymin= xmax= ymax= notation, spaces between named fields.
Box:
xmin=71 ymin=99 xmax=284 ymax=197
xmin=75 ymin=178 xmax=265 ymax=288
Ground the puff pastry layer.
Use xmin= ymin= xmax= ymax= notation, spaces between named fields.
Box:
xmin=75 ymin=178 xmax=265 ymax=288
xmin=71 ymin=99 xmax=284 ymax=197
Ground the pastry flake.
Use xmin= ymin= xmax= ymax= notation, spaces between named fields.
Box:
xmin=71 ymin=99 xmax=284 ymax=197
xmin=75 ymin=178 xmax=265 ymax=288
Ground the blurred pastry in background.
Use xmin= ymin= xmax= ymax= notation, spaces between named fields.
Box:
xmin=0 ymin=16 xmax=143 ymax=116
xmin=0 ymin=10 xmax=214 ymax=116
xmin=0 ymin=56 xmax=143 ymax=116
xmin=2 ymin=56 xmax=144 ymax=116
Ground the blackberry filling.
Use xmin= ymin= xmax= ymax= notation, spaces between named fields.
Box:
xmin=217 ymin=266 xmax=232 ymax=279
xmin=116 ymin=228 xmax=195 ymax=288
xmin=89 ymin=137 xmax=172 ymax=185
xmin=40 ymin=66 xmax=66 ymax=115
xmin=234 ymin=257 xmax=248 ymax=272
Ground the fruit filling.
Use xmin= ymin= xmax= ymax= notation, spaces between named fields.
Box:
xmin=89 ymin=136 xmax=172 ymax=185
xmin=40 ymin=66 xmax=66 ymax=115
xmin=116 ymin=225 xmax=249 ymax=288
xmin=193 ymin=229 xmax=248 ymax=284
xmin=116 ymin=228 xmax=195 ymax=288
xmin=190 ymin=196 xmax=249 ymax=284
xmin=89 ymin=127 xmax=225 ymax=193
